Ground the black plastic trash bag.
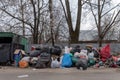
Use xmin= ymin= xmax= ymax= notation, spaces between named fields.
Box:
xmin=50 ymin=46 xmax=62 ymax=56
xmin=71 ymin=45 xmax=81 ymax=54
xmin=30 ymin=50 xmax=40 ymax=57
xmin=93 ymin=49 xmax=99 ymax=58
xmin=35 ymin=59 xmax=46 ymax=69
xmin=30 ymin=45 xmax=50 ymax=57
xmin=116 ymin=60 xmax=120 ymax=66
xmin=39 ymin=52 xmax=51 ymax=62
xmin=35 ymin=52 xmax=51 ymax=68
xmin=40 ymin=45 xmax=50 ymax=53
xmin=76 ymin=58 xmax=88 ymax=70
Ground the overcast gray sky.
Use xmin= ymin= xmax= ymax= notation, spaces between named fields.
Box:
xmin=68 ymin=0 xmax=120 ymax=30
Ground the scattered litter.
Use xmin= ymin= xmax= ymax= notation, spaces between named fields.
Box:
xmin=17 ymin=75 xmax=29 ymax=78
xmin=33 ymin=68 xmax=37 ymax=71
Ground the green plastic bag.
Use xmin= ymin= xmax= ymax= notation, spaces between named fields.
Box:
xmin=88 ymin=59 xmax=95 ymax=67
xmin=72 ymin=57 xmax=78 ymax=63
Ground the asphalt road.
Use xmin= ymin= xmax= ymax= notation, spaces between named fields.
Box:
xmin=0 ymin=67 xmax=120 ymax=80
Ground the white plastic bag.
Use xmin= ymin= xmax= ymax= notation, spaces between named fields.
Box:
xmin=21 ymin=57 xmax=30 ymax=62
xmin=51 ymin=58 xmax=60 ymax=68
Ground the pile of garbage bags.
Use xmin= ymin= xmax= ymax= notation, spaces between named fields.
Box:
xmin=13 ymin=44 xmax=120 ymax=70
xmin=13 ymin=45 xmax=62 ymax=68
xmin=60 ymin=44 xmax=120 ymax=70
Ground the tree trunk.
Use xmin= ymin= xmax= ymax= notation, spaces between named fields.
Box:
xmin=20 ymin=0 xmax=25 ymax=37
xmin=70 ymin=31 xmax=79 ymax=43
xmin=98 ymin=38 xmax=102 ymax=48
xmin=33 ymin=30 xmax=38 ymax=44
xmin=49 ymin=0 xmax=54 ymax=46
xmin=98 ymin=0 xmax=102 ymax=48
xmin=65 ymin=0 xmax=82 ymax=43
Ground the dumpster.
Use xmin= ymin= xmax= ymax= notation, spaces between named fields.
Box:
xmin=0 ymin=32 xmax=29 ymax=64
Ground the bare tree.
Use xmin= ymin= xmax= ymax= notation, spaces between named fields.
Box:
xmin=59 ymin=0 xmax=85 ymax=43
xmin=0 ymin=0 xmax=49 ymax=44
xmin=0 ymin=0 xmax=67 ymax=44
xmin=88 ymin=0 xmax=120 ymax=47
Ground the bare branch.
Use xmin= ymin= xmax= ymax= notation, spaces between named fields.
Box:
xmin=59 ymin=0 xmax=69 ymax=26
xmin=102 ymin=10 xmax=120 ymax=38
xmin=89 ymin=0 xmax=98 ymax=28
xmin=100 ymin=0 xmax=105 ymax=15
xmin=102 ymin=3 xmax=120 ymax=17
xmin=0 ymin=8 xmax=33 ymax=28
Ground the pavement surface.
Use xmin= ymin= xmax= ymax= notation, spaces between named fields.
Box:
xmin=0 ymin=66 xmax=120 ymax=80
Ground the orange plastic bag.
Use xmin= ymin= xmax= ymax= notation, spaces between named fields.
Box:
xmin=19 ymin=60 xmax=29 ymax=68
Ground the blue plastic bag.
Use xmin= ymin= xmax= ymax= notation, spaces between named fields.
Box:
xmin=14 ymin=50 xmax=22 ymax=67
xmin=61 ymin=54 xmax=72 ymax=67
